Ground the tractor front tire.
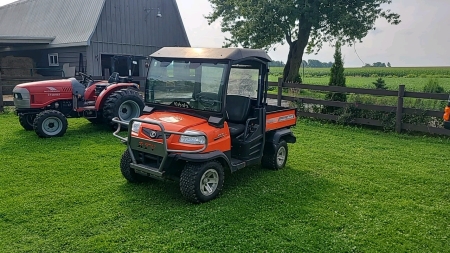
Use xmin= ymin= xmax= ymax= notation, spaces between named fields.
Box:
xmin=262 ymin=140 xmax=288 ymax=170
xmin=19 ymin=114 xmax=36 ymax=131
xmin=33 ymin=110 xmax=68 ymax=138
xmin=103 ymin=88 xmax=144 ymax=129
xmin=180 ymin=161 xmax=225 ymax=204
xmin=120 ymin=150 xmax=151 ymax=183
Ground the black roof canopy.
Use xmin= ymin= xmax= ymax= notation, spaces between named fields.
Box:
xmin=150 ymin=47 xmax=272 ymax=62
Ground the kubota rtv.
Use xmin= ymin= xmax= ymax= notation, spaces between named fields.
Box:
xmin=113 ymin=47 xmax=297 ymax=203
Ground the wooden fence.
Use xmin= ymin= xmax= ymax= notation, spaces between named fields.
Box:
xmin=2 ymin=75 xmax=450 ymax=136
xmin=268 ymin=78 xmax=450 ymax=136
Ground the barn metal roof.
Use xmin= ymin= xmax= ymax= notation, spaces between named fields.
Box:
xmin=0 ymin=0 xmax=105 ymax=48
xmin=150 ymin=47 xmax=272 ymax=62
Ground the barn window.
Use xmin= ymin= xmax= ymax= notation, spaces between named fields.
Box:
xmin=48 ymin=53 xmax=59 ymax=66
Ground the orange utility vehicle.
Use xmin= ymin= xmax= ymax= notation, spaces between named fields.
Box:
xmin=112 ymin=47 xmax=297 ymax=203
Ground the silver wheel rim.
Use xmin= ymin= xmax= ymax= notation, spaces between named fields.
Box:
xmin=42 ymin=117 xmax=63 ymax=135
xmin=276 ymin=146 xmax=286 ymax=167
xmin=118 ymin=100 xmax=140 ymax=122
xmin=200 ymin=169 xmax=219 ymax=196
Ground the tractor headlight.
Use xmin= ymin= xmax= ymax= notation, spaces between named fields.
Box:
xmin=131 ymin=122 xmax=142 ymax=133
xmin=179 ymin=130 xmax=206 ymax=145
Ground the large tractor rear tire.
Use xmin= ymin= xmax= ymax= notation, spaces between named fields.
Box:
xmin=120 ymin=150 xmax=151 ymax=183
xmin=102 ymin=88 xmax=144 ymax=129
xmin=33 ymin=110 xmax=68 ymax=138
xmin=180 ymin=161 xmax=225 ymax=204
xmin=19 ymin=114 xmax=36 ymax=131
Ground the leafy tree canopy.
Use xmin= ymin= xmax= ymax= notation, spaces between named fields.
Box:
xmin=206 ymin=0 xmax=401 ymax=82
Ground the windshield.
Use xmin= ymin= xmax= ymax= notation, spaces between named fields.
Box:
xmin=145 ymin=59 xmax=228 ymax=113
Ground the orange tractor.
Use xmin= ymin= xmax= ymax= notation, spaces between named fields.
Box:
xmin=113 ymin=47 xmax=297 ymax=203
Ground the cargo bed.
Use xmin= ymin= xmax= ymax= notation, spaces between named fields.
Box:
xmin=265 ymin=105 xmax=297 ymax=131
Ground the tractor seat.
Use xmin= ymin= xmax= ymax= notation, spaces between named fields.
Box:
xmin=225 ymin=95 xmax=252 ymax=137
xmin=69 ymin=78 xmax=86 ymax=98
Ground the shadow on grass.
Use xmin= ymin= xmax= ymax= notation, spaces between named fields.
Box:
xmin=105 ymin=164 xmax=332 ymax=208
xmin=112 ymin=164 xmax=354 ymax=251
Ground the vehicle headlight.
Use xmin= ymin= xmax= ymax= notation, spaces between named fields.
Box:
xmin=131 ymin=122 xmax=142 ymax=133
xmin=179 ymin=130 xmax=206 ymax=145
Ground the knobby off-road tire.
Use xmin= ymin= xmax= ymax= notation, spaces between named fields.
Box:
xmin=262 ymin=140 xmax=288 ymax=170
xmin=33 ymin=110 xmax=68 ymax=138
xmin=102 ymin=88 xmax=144 ymax=129
xmin=120 ymin=149 xmax=151 ymax=183
xmin=180 ymin=161 xmax=225 ymax=204
xmin=19 ymin=114 xmax=36 ymax=131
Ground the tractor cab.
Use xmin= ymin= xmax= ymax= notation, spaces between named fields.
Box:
xmin=112 ymin=47 xmax=297 ymax=203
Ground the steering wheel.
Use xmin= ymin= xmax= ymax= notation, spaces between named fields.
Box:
xmin=78 ymin=72 xmax=93 ymax=84
xmin=196 ymin=92 xmax=220 ymax=108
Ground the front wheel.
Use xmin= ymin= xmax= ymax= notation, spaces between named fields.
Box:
xmin=262 ymin=140 xmax=288 ymax=170
xmin=120 ymin=150 xmax=151 ymax=183
xmin=180 ymin=161 xmax=225 ymax=204
xmin=33 ymin=110 xmax=68 ymax=138
xmin=19 ymin=114 xmax=36 ymax=131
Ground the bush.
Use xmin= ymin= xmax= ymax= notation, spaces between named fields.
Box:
xmin=372 ymin=77 xmax=387 ymax=90
xmin=423 ymin=78 xmax=445 ymax=93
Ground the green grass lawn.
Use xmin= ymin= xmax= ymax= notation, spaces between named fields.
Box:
xmin=1 ymin=111 xmax=449 ymax=252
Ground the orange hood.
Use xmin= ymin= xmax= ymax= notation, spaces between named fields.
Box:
xmin=139 ymin=111 xmax=207 ymax=132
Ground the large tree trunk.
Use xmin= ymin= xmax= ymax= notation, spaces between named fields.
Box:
xmin=283 ymin=20 xmax=312 ymax=83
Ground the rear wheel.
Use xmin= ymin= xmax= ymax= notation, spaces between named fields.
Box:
xmin=262 ymin=140 xmax=288 ymax=170
xmin=33 ymin=110 xmax=68 ymax=138
xmin=19 ymin=114 xmax=36 ymax=131
xmin=180 ymin=161 xmax=225 ymax=204
xmin=120 ymin=149 xmax=151 ymax=183
xmin=102 ymin=88 xmax=144 ymax=129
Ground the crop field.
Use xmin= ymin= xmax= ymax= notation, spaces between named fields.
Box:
xmin=269 ymin=66 xmax=450 ymax=78
xmin=1 ymin=111 xmax=449 ymax=252
xmin=268 ymin=66 xmax=450 ymax=92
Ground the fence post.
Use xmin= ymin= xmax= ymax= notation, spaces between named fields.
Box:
xmin=277 ymin=77 xmax=283 ymax=106
xmin=395 ymin=85 xmax=405 ymax=133
xmin=0 ymin=73 xmax=3 ymax=113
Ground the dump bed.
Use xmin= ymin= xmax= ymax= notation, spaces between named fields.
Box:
xmin=265 ymin=105 xmax=297 ymax=131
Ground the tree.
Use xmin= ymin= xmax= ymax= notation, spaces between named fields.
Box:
xmin=372 ymin=62 xmax=387 ymax=67
xmin=205 ymin=0 xmax=400 ymax=82
xmin=326 ymin=42 xmax=346 ymax=102
xmin=387 ymin=62 xmax=391 ymax=67
xmin=373 ymin=77 xmax=387 ymax=90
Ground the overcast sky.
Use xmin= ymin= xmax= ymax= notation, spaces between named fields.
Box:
xmin=1 ymin=0 xmax=449 ymax=67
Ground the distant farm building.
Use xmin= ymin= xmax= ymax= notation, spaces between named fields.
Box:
xmin=0 ymin=0 xmax=190 ymax=78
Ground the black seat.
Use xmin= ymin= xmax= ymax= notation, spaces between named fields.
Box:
xmin=225 ymin=95 xmax=252 ymax=137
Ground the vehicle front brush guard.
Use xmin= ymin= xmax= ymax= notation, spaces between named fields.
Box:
xmin=112 ymin=117 xmax=208 ymax=173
